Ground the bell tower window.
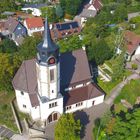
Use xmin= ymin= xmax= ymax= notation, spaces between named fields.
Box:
xmin=50 ymin=69 xmax=55 ymax=82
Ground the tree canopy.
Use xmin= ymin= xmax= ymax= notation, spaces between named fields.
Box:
xmin=0 ymin=39 xmax=18 ymax=53
xmin=55 ymin=113 xmax=81 ymax=140
xmin=60 ymin=0 xmax=84 ymax=16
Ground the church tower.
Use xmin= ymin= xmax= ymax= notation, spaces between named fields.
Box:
xmin=36 ymin=19 xmax=60 ymax=100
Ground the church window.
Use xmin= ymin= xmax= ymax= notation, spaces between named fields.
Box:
xmin=52 ymin=90 xmax=54 ymax=93
xmin=21 ymin=91 xmax=24 ymax=95
xmin=50 ymin=69 xmax=55 ymax=82
xmin=49 ymin=102 xmax=57 ymax=108
xmin=76 ymin=102 xmax=83 ymax=107
xmin=23 ymin=104 xmax=26 ymax=108
xmin=66 ymin=106 xmax=71 ymax=110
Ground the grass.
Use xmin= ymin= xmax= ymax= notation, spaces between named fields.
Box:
xmin=97 ymin=77 xmax=121 ymax=97
xmin=0 ymin=104 xmax=18 ymax=132
xmin=0 ymin=91 xmax=18 ymax=132
xmin=114 ymin=79 xmax=140 ymax=105
xmin=97 ymin=70 xmax=132 ymax=97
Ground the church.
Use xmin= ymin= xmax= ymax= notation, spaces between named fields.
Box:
xmin=12 ymin=19 xmax=104 ymax=125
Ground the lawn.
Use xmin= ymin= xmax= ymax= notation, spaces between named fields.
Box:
xmin=0 ymin=91 xmax=18 ymax=132
xmin=97 ymin=78 xmax=121 ymax=97
xmin=97 ymin=69 xmax=132 ymax=97
xmin=114 ymin=79 xmax=140 ymax=105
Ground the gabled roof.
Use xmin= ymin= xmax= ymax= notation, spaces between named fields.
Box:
xmin=4 ymin=17 xmax=19 ymax=33
xmin=12 ymin=59 xmax=39 ymax=107
xmin=12 ymin=59 xmax=37 ymax=94
xmin=25 ymin=17 xmax=44 ymax=29
xmin=93 ymin=0 xmax=102 ymax=11
xmin=124 ymin=31 xmax=140 ymax=55
xmin=80 ymin=9 xmax=97 ymax=18
xmin=60 ymin=49 xmax=92 ymax=88
xmin=55 ymin=21 xmax=79 ymax=31
xmin=85 ymin=0 xmax=102 ymax=11
xmin=64 ymin=83 xmax=104 ymax=106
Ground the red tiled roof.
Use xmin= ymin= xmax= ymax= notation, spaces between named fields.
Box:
xmin=84 ymin=0 xmax=102 ymax=10
xmin=93 ymin=0 xmax=102 ymax=11
xmin=25 ymin=17 xmax=44 ymax=29
xmin=124 ymin=31 xmax=140 ymax=54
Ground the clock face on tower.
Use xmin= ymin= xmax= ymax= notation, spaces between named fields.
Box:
xmin=48 ymin=57 xmax=55 ymax=65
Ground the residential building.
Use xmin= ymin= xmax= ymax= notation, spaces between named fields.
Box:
xmin=12 ymin=19 xmax=104 ymax=126
xmin=77 ymin=0 xmax=103 ymax=27
xmin=50 ymin=21 xmax=81 ymax=41
xmin=21 ymin=3 xmax=47 ymax=16
xmin=124 ymin=31 xmax=140 ymax=61
xmin=24 ymin=17 xmax=44 ymax=36
xmin=2 ymin=17 xmax=27 ymax=46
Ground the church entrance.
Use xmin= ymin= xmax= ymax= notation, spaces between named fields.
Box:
xmin=47 ymin=112 xmax=60 ymax=124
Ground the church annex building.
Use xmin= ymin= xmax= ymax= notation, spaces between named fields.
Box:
xmin=12 ymin=19 xmax=104 ymax=125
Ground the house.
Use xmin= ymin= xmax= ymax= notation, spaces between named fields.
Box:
xmin=124 ymin=31 xmax=140 ymax=61
xmin=2 ymin=17 xmax=27 ymax=46
xmin=21 ymin=3 xmax=47 ymax=16
xmin=24 ymin=17 xmax=44 ymax=36
xmin=78 ymin=0 xmax=103 ymax=27
xmin=50 ymin=21 xmax=81 ymax=41
xmin=12 ymin=19 xmax=104 ymax=126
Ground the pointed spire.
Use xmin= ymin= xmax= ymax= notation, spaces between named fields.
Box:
xmin=42 ymin=18 xmax=52 ymax=48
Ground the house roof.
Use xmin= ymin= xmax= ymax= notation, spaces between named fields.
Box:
xmin=124 ymin=31 xmax=140 ymax=55
xmin=93 ymin=0 xmax=102 ymax=11
xmin=55 ymin=21 xmax=79 ymax=31
xmin=60 ymin=49 xmax=92 ymax=88
xmin=12 ymin=59 xmax=37 ymax=94
xmin=64 ymin=83 xmax=104 ymax=106
xmin=80 ymin=9 xmax=97 ymax=18
xmin=4 ymin=17 xmax=19 ymax=33
xmin=25 ymin=17 xmax=44 ymax=29
xmin=85 ymin=0 xmax=102 ymax=11
xmin=12 ymin=59 xmax=39 ymax=107
xmin=23 ymin=3 xmax=47 ymax=9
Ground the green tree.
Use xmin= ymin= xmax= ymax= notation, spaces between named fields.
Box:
xmin=0 ymin=53 xmax=22 ymax=91
xmin=111 ymin=54 xmax=125 ymax=81
xmin=113 ymin=4 xmax=127 ymax=23
xmin=87 ymin=39 xmax=113 ymax=65
xmin=55 ymin=113 xmax=81 ymax=140
xmin=41 ymin=6 xmax=58 ymax=22
xmin=58 ymin=35 xmax=82 ymax=53
xmin=55 ymin=5 xmax=64 ymax=18
xmin=60 ymin=0 xmax=83 ymax=16
xmin=108 ymin=108 xmax=140 ymax=140
xmin=19 ymin=35 xmax=41 ymax=60
xmin=0 ymin=39 xmax=18 ymax=53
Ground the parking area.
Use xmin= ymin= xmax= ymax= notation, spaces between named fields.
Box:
xmin=0 ymin=126 xmax=14 ymax=139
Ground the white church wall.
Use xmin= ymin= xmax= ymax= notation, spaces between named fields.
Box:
xmin=86 ymin=95 xmax=104 ymax=108
xmin=40 ymin=97 xmax=63 ymax=121
xmin=30 ymin=106 xmax=40 ymax=120
xmin=65 ymin=100 xmax=87 ymax=113
xmin=15 ymin=90 xmax=32 ymax=113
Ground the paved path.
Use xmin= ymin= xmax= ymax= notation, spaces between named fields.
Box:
xmin=82 ymin=73 xmax=140 ymax=140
